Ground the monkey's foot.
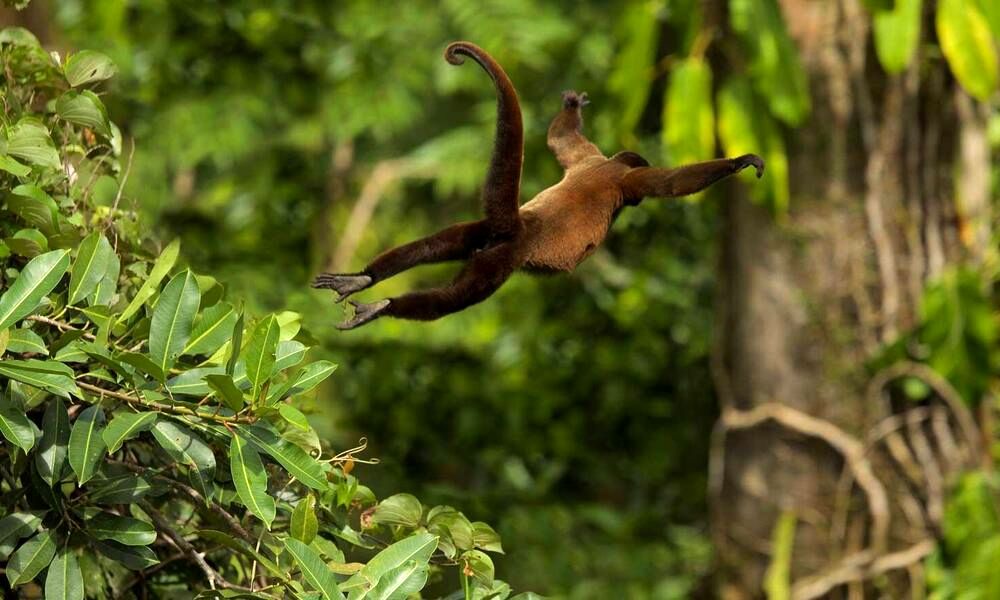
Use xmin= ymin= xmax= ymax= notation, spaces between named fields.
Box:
xmin=736 ymin=154 xmax=765 ymax=178
xmin=562 ymin=90 xmax=589 ymax=109
xmin=312 ymin=273 xmax=373 ymax=301
xmin=336 ymin=299 xmax=390 ymax=331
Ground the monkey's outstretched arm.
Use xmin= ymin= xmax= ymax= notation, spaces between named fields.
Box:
xmin=445 ymin=42 xmax=523 ymax=237
xmin=547 ymin=91 xmax=603 ymax=169
xmin=620 ymin=154 xmax=764 ymax=202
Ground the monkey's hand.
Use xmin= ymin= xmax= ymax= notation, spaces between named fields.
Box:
xmin=337 ymin=299 xmax=390 ymax=331
xmin=735 ymin=154 xmax=765 ymax=178
xmin=312 ymin=273 xmax=373 ymax=302
xmin=561 ymin=90 xmax=589 ymax=110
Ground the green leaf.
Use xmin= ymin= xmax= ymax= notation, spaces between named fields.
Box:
xmin=103 ymin=411 xmax=157 ymax=454
xmin=361 ymin=561 xmax=429 ymax=600
xmin=0 ymin=249 xmax=70 ymax=330
xmin=6 ymin=184 xmax=59 ymax=233
xmin=64 ymin=50 xmax=117 ymax=87
xmin=461 ymin=550 xmax=494 ymax=586
xmin=872 ymin=0 xmax=922 ymax=74
xmin=606 ymin=1 xmax=661 ymax=135
xmin=149 ymin=269 xmax=201 ymax=372
xmin=151 ymin=420 xmax=216 ymax=498
xmin=268 ymin=361 xmax=338 ymax=403
xmin=88 ymin=473 xmax=154 ymax=504
xmin=45 ymin=547 xmax=84 ymax=600
xmin=88 ymin=512 xmax=156 ymax=546
xmin=89 ymin=247 xmax=120 ymax=307
xmin=937 ymin=0 xmax=999 ymax=101
xmin=183 ymin=302 xmax=237 ymax=356
xmin=343 ymin=532 xmax=437 ymax=597
xmin=6 ymin=328 xmax=47 ymax=355
xmin=237 ymin=424 xmax=327 ymax=490
xmin=763 ymin=512 xmax=797 ymax=600
xmin=0 ymin=392 xmax=35 ymax=452
xmin=55 ymin=91 xmax=111 ymax=137
xmin=5 ymin=228 xmax=48 ymax=258
xmin=471 ymin=522 xmax=504 ymax=554
xmin=68 ymin=405 xmax=106 ymax=484
xmin=0 ymin=359 xmax=79 ymax=399
xmin=6 ymin=530 xmax=56 ymax=586
xmin=976 ymin=0 xmax=1000 ymax=38
xmin=68 ymin=232 xmax=115 ymax=305
xmin=205 ymin=374 xmax=245 ymax=411
xmin=273 ymin=340 xmax=307 ymax=374
xmin=244 ymin=315 xmax=280 ymax=396
xmin=165 ymin=366 xmax=225 ymax=396
xmin=291 ymin=494 xmax=319 ymax=544
xmin=0 ymin=27 xmax=40 ymax=47
xmin=5 ymin=119 xmax=61 ymax=169
xmin=729 ymin=0 xmax=811 ymax=124
xmin=279 ymin=404 xmax=311 ymax=431
xmin=370 ymin=494 xmax=422 ymax=529
xmin=118 ymin=239 xmax=180 ymax=323
xmin=116 ymin=351 xmax=165 ymax=383
xmin=227 ymin=311 xmax=245 ymax=376
xmin=0 ymin=155 xmax=30 ymax=177
xmin=35 ymin=398 xmax=70 ymax=486
xmin=230 ymin=434 xmax=276 ymax=529
xmin=93 ymin=540 xmax=159 ymax=570
xmin=0 ymin=512 xmax=43 ymax=560
xmin=663 ymin=58 xmax=715 ymax=165
xmin=283 ymin=538 xmax=344 ymax=600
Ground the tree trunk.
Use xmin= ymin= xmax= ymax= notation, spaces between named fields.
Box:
xmin=710 ymin=1 xmax=987 ymax=597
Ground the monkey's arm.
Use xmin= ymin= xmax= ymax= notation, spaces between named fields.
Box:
xmin=445 ymin=41 xmax=523 ymax=236
xmin=547 ymin=91 xmax=603 ymax=170
xmin=620 ymin=154 xmax=764 ymax=202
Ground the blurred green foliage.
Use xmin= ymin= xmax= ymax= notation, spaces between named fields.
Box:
xmin=39 ymin=0 xmax=1000 ymax=597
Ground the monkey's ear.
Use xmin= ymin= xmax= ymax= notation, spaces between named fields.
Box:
xmin=611 ymin=151 xmax=649 ymax=168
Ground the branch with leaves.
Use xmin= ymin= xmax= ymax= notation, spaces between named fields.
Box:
xmin=0 ymin=26 xmax=525 ymax=600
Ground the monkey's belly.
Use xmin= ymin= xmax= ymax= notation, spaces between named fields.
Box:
xmin=520 ymin=219 xmax=608 ymax=271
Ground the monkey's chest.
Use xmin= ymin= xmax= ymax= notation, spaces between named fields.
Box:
xmin=519 ymin=201 xmax=613 ymax=272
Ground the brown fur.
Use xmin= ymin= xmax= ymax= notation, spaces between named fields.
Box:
xmin=314 ymin=42 xmax=764 ymax=329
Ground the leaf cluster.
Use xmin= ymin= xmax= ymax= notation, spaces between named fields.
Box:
xmin=0 ymin=28 xmax=518 ymax=600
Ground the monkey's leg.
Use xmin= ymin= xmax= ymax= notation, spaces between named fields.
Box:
xmin=314 ymin=220 xmax=491 ymax=300
xmin=337 ymin=243 xmax=518 ymax=329
xmin=547 ymin=91 xmax=603 ymax=170
xmin=620 ymin=154 xmax=765 ymax=202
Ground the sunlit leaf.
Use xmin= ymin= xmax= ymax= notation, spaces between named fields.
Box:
xmin=56 ymin=90 xmax=111 ymax=137
xmin=937 ymin=0 xmax=999 ymax=101
xmin=183 ymin=301 xmax=237 ymax=356
xmin=872 ymin=0 xmax=922 ymax=74
xmin=88 ymin=512 xmax=156 ymax=546
xmin=68 ymin=405 xmax=106 ymax=484
xmin=102 ymin=411 xmax=157 ymax=454
xmin=149 ymin=269 xmax=201 ymax=372
xmin=6 ymin=329 xmax=47 ymax=355
xmin=0 ymin=249 xmax=70 ymax=331
xmin=45 ymin=547 xmax=84 ymax=600
xmin=230 ymin=434 xmax=276 ymax=529
xmin=284 ymin=537 xmax=344 ymax=600
xmin=5 ymin=119 xmax=61 ymax=169
xmin=244 ymin=315 xmax=279 ymax=396
xmin=0 ymin=392 xmax=34 ymax=452
xmin=237 ymin=423 xmax=327 ymax=490
xmin=151 ymin=420 xmax=216 ymax=499
xmin=68 ymin=232 xmax=115 ymax=305
xmin=371 ymin=494 xmax=422 ymax=529
xmin=663 ymin=57 xmax=714 ymax=166
xmin=64 ymin=50 xmax=117 ymax=87
xmin=6 ymin=530 xmax=56 ymax=586
xmin=0 ymin=512 xmax=43 ymax=561
xmin=291 ymin=493 xmax=319 ymax=544
xmin=118 ymin=239 xmax=180 ymax=323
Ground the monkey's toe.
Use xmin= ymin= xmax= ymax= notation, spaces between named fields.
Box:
xmin=312 ymin=273 xmax=373 ymax=301
xmin=336 ymin=299 xmax=390 ymax=330
xmin=561 ymin=90 xmax=590 ymax=109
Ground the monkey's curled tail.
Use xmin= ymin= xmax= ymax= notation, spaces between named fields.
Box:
xmin=444 ymin=41 xmax=524 ymax=235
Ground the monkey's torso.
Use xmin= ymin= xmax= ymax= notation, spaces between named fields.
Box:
xmin=517 ymin=157 xmax=628 ymax=272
